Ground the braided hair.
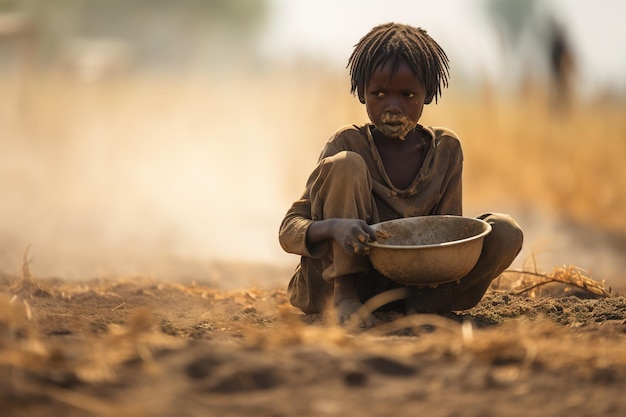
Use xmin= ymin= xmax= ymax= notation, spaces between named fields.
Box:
xmin=347 ymin=23 xmax=450 ymax=104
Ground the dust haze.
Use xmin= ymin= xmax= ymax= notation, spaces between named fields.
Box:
xmin=0 ymin=46 xmax=382 ymax=288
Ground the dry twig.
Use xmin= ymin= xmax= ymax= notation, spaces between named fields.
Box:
xmin=505 ymin=265 xmax=612 ymax=298
xmin=10 ymin=245 xmax=38 ymax=294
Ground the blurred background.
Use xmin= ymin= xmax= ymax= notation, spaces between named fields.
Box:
xmin=0 ymin=0 xmax=624 ymax=290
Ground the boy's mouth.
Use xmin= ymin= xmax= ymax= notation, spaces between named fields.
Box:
xmin=376 ymin=114 xmax=416 ymax=140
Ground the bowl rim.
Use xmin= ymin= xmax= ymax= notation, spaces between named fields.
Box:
xmin=367 ymin=215 xmax=492 ymax=250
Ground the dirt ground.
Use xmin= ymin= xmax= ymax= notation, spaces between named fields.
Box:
xmin=1 ymin=268 xmax=626 ymax=417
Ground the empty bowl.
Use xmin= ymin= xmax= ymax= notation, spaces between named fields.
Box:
xmin=367 ymin=215 xmax=492 ymax=286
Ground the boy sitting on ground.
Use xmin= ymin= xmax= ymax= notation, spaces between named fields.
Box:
xmin=279 ymin=23 xmax=523 ymax=327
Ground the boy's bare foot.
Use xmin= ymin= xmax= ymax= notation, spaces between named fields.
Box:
xmin=334 ymin=297 xmax=376 ymax=328
xmin=333 ymin=274 xmax=376 ymax=328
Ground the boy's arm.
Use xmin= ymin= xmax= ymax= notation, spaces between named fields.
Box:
xmin=279 ymin=126 xmax=376 ymax=257
xmin=278 ymin=199 xmax=327 ymax=258
xmin=278 ymin=200 xmax=376 ymax=258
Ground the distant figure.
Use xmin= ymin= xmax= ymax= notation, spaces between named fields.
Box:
xmin=278 ymin=23 xmax=524 ymax=328
xmin=548 ymin=20 xmax=575 ymax=110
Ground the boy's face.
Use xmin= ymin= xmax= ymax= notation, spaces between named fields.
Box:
xmin=364 ymin=60 xmax=427 ymax=140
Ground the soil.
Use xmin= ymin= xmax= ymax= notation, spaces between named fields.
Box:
xmin=1 ymin=271 xmax=626 ymax=417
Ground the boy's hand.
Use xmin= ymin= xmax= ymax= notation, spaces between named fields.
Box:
xmin=330 ymin=219 xmax=377 ymax=255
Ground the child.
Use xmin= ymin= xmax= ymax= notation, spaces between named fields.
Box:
xmin=278 ymin=23 xmax=523 ymax=327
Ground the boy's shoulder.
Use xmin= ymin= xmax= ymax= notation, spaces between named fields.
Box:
xmin=316 ymin=125 xmax=369 ymax=158
xmin=422 ymin=125 xmax=460 ymax=141
xmin=331 ymin=124 xmax=366 ymax=139
xmin=326 ymin=124 xmax=368 ymax=146
xmin=422 ymin=125 xmax=462 ymax=150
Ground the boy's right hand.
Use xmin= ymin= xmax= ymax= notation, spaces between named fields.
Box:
xmin=307 ymin=218 xmax=377 ymax=256
xmin=328 ymin=218 xmax=377 ymax=256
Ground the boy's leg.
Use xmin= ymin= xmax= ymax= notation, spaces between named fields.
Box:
xmin=289 ymin=151 xmax=378 ymax=325
xmin=309 ymin=151 xmax=377 ymax=280
xmin=406 ymin=213 xmax=523 ymax=313
xmin=333 ymin=273 xmax=377 ymax=327
xmin=287 ymin=259 xmax=331 ymax=314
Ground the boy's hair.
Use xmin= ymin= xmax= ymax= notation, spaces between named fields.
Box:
xmin=347 ymin=22 xmax=449 ymax=104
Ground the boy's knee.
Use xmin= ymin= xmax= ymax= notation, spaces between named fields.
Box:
xmin=479 ymin=212 xmax=523 ymax=255
xmin=320 ymin=151 xmax=368 ymax=176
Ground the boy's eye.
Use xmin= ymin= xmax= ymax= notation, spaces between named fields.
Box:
xmin=372 ymin=91 xmax=384 ymax=98
xmin=404 ymin=92 xmax=416 ymax=98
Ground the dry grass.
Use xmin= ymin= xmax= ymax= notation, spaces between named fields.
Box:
xmin=501 ymin=265 xmax=614 ymax=298
xmin=2 ymin=259 xmax=626 ymax=416
xmin=437 ymin=87 xmax=626 ymax=233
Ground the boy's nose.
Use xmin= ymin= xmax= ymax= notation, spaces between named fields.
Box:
xmin=384 ymin=96 xmax=402 ymax=113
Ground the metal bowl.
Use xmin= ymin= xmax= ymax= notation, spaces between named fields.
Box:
xmin=367 ymin=215 xmax=492 ymax=286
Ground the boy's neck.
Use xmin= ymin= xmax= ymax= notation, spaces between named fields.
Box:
xmin=370 ymin=126 xmax=430 ymax=190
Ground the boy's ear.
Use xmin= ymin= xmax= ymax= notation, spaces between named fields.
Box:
xmin=424 ymin=95 xmax=433 ymax=105
xmin=358 ymin=93 xmax=366 ymax=104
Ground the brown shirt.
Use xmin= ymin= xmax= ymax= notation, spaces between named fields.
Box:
xmin=279 ymin=123 xmax=463 ymax=258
